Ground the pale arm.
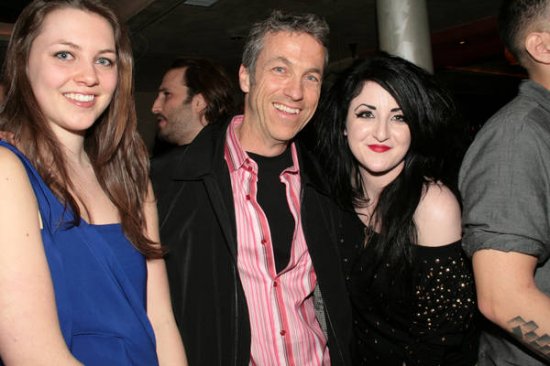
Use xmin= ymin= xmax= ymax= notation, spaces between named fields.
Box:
xmin=144 ymin=183 xmax=188 ymax=366
xmin=411 ymin=183 xmax=477 ymax=349
xmin=0 ymin=148 xmax=82 ymax=365
xmin=415 ymin=183 xmax=462 ymax=247
xmin=473 ymin=249 xmax=550 ymax=361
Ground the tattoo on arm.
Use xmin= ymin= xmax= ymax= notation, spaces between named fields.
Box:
xmin=508 ymin=316 xmax=550 ymax=359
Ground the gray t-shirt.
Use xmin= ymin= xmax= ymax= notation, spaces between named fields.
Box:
xmin=460 ymin=79 xmax=550 ymax=365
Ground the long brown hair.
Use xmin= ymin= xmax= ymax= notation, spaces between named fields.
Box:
xmin=0 ymin=0 xmax=163 ymax=258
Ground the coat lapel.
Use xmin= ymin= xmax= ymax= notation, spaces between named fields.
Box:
xmin=172 ymin=123 xmax=239 ymax=261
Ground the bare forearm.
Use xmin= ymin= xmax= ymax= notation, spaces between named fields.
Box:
xmin=505 ymin=311 xmax=550 ymax=360
xmin=473 ymin=249 xmax=550 ymax=361
xmin=155 ymin=321 xmax=188 ymax=366
xmin=146 ymin=257 xmax=187 ymax=366
xmin=485 ymin=293 xmax=550 ymax=361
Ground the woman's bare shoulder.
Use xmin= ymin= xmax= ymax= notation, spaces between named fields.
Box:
xmin=415 ymin=182 xmax=461 ymax=247
xmin=0 ymin=145 xmax=32 ymax=184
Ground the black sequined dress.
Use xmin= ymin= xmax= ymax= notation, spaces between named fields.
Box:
xmin=339 ymin=212 xmax=478 ymax=366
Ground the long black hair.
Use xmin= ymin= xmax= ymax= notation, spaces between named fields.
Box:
xmin=316 ymin=53 xmax=464 ymax=276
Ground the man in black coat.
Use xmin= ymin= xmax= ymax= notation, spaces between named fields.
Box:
xmin=155 ymin=10 xmax=352 ymax=366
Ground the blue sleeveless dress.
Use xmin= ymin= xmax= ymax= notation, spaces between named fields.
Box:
xmin=0 ymin=141 xmax=158 ymax=365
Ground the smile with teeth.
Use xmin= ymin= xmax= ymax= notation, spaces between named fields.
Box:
xmin=274 ymin=103 xmax=299 ymax=115
xmin=64 ymin=93 xmax=95 ymax=102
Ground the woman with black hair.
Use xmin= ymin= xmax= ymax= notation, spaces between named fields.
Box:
xmin=316 ymin=54 xmax=478 ymax=365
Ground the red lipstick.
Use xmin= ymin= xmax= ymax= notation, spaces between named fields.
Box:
xmin=368 ymin=144 xmax=391 ymax=153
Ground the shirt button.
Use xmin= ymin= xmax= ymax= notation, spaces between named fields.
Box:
xmin=280 ymin=330 xmax=286 ymax=336
xmin=261 ymin=239 xmax=267 ymax=245
xmin=273 ymin=281 xmax=278 ymax=287
xmin=245 ymin=194 xmax=251 ymax=200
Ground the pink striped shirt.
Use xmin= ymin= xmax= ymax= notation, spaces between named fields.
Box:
xmin=224 ymin=116 xmax=330 ymax=366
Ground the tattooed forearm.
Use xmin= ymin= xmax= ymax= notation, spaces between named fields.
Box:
xmin=508 ymin=316 xmax=550 ymax=360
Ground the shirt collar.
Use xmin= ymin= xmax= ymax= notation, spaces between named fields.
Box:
xmin=520 ymin=79 xmax=550 ymax=113
xmin=224 ymin=115 xmax=300 ymax=174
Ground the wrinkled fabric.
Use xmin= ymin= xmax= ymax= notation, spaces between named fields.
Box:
xmin=0 ymin=141 xmax=157 ymax=366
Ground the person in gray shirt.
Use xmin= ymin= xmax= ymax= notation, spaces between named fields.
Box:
xmin=460 ymin=0 xmax=550 ymax=364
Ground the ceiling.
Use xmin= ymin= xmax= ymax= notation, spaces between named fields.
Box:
xmin=0 ymin=0 xmax=518 ymax=87
xmin=0 ymin=0 xmax=525 ymax=147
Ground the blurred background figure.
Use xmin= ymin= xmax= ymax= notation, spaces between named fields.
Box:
xmin=150 ymin=57 xmax=237 ymax=209
xmin=151 ymin=57 xmax=237 ymax=149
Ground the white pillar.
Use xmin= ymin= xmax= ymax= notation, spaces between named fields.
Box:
xmin=376 ymin=0 xmax=433 ymax=73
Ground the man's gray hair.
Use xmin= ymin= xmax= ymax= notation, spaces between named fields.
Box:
xmin=241 ymin=10 xmax=329 ymax=82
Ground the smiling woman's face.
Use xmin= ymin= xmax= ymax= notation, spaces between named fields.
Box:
xmin=26 ymin=7 xmax=117 ymax=139
xmin=345 ymin=81 xmax=411 ymax=182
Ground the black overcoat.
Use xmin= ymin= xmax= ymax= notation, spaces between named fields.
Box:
xmin=154 ymin=121 xmax=352 ymax=366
